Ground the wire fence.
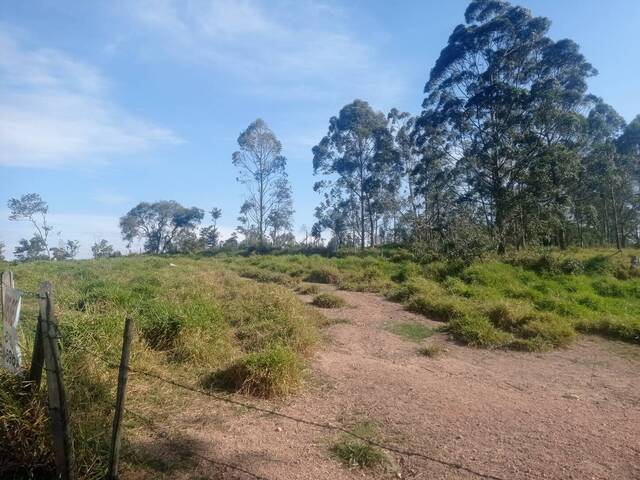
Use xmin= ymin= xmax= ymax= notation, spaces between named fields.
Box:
xmin=13 ymin=286 xmax=508 ymax=480
xmin=63 ymin=331 xmax=507 ymax=480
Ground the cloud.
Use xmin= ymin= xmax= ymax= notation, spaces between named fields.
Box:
xmin=0 ymin=28 xmax=181 ymax=168
xmin=120 ymin=0 xmax=406 ymax=105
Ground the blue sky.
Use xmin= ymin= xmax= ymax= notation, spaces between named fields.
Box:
xmin=1 ymin=0 xmax=639 ymax=258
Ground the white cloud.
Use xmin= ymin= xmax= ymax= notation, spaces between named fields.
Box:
xmin=121 ymin=0 xmax=406 ymax=105
xmin=0 ymin=28 xmax=181 ymax=168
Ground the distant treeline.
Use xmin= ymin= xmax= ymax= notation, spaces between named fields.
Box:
xmin=3 ymin=0 xmax=639 ymax=262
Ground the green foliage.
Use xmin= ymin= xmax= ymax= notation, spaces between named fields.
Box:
xmin=306 ymin=267 xmax=341 ymax=284
xmin=6 ymin=255 xmax=321 ymax=478
xmin=0 ymin=372 xmax=54 ymax=478
xmin=330 ymin=422 xmax=389 ymax=469
xmin=312 ymin=293 xmax=346 ymax=308
xmin=203 ymin=344 xmax=302 ymax=398
xmin=387 ymin=322 xmax=434 ymax=342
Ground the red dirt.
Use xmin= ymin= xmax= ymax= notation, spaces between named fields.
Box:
xmin=127 ymin=285 xmax=640 ymax=480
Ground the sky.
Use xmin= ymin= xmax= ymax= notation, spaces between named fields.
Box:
xmin=1 ymin=0 xmax=639 ymax=258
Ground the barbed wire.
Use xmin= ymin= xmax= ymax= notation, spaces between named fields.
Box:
xmin=65 ymin=336 xmax=507 ymax=480
xmin=125 ymin=408 xmax=273 ymax=480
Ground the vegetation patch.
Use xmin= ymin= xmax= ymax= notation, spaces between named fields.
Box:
xmin=330 ymin=422 xmax=389 ymax=470
xmin=387 ymin=321 xmax=434 ymax=342
xmin=297 ymin=283 xmax=321 ymax=295
xmin=306 ymin=267 xmax=341 ymax=284
xmin=419 ymin=342 xmax=445 ymax=358
xmin=312 ymin=293 xmax=347 ymax=308
xmin=203 ymin=344 xmax=302 ymax=398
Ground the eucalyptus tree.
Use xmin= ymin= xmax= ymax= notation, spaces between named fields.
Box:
xmin=120 ymin=201 xmax=204 ymax=254
xmin=313 ymin=99 xmax=400 ymax=248
xmin=200 ymin=207 xmax=223 ymax=250
xmin=7 ymin=193 xmax=53 ymax=258
xmin=91 ymin=239 xmax=116 ymax=259
xmin=418 ymin=0 xmax=595 ymax=252
xmin=233 ymin=119 xmax=293 ymax=245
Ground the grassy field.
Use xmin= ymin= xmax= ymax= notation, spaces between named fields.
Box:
xmin=1 ymin=256 xmax=323 ymax=479
xmin=1 ymin=247 xmax=639 ymax=478
xmin=218 ymin=247 xmax=640 ymax=351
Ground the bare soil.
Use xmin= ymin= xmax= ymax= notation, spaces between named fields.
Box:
xmin=127 ymin=285 xmax=640 ymax=480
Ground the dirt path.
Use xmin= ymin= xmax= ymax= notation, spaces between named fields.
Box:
xmin=129 ymin=285 xmax=640 ymax=480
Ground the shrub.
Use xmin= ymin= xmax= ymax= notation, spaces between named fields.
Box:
xmin=297 ymin=284 xmax=320 ymax=295
xmin=592 ymin=278 xmax=626 ymax=297
xmin=306 ymin=267 xmax=341 ymax=284
xmin=312 ymin=293 xmax=346 ymax=308
xmin=203 ymin=345 xmax=302 ymax=398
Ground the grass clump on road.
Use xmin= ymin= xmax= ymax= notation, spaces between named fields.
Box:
xmin=330 ymin=422 xmax=389 ymax=470
xmin=419 ymin=342 xmax=446 ymax=358
xmin=312 ymin=293 xmax=346 ymax=308
xmin=297 ymin=283 xmax=321 ymax=295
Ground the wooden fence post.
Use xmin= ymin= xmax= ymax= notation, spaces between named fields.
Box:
xmin=29 ymin=282 xmax=48 ymax=388
xmin=40 ymin=284 xmax=75 ymax=480
xmin=108 ymin=318 xmax=134 ymax=480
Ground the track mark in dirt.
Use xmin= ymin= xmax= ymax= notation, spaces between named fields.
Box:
xmin=131 ymin=284 xmax=640 ymax=480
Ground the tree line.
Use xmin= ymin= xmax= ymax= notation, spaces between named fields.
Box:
xmin=311 ymin=0 xmax=640 ymax=257
xmin=3 ymin=0 xmax=638 ymax=261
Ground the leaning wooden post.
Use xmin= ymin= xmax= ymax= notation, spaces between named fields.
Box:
xmin=29 ymin=282 xmax=48 ymax=388
xmin=41 ymin=284 xmax=75 ymax=480
xmin=107 ymin=318 xmax=134 ymax=480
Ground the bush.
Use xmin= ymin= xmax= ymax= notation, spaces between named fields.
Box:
xmin=312 ymin=293 xmax=346 ymax=308
xmin=203 ymin=344 xmax=302 ymax=398
xmin=297 ymin=284 xmax=320 ymax=295
xmin=306 ymin=267 xmax=341 ymax=284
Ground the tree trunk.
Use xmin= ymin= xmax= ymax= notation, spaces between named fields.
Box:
xmin=610 ymin=183 xmax=622 ymax=250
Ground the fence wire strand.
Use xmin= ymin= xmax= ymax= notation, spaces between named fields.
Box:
xmin=62 ymin=334 xmax=507 ymax=480
xmin=125 ymin=408 xmax=272 ymax=480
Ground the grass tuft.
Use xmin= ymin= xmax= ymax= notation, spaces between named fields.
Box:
xmin=330 ymin=422 xmax=389 ymax=469
xmin=202 ymin=344 xmax=302 ymax=398
xmin=312 ymin=293 xmax=346 ymax=308
xmin=419 ymin=342 xmax=446 ymax=357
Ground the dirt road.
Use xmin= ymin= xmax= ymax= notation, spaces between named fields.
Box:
xmin=129 ymin=285 xmax=640 ymax=480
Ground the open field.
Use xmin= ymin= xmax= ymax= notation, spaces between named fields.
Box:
xmin=1 ymin=248 xmax=640 ymax=479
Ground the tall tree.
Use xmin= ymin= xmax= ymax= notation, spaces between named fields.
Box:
xmin=418 ymin=0 xmax=595 ymax=252
xmin=51 ymin=240 xmax=80 ymax=261
xmin=120 ymin=201 xmax=204 ymax=254
xmin=233 ymin=119 xmax=292 ymax=245
xmin=0 ymin=241 xmax=5 ymax=261
xmin=313 ymin=100 xmax=400 ymax=248
xmin=91 ymin=239 xmax=117 ymax=259
xmin=7 ymin=193 xmax=53 ymax=258
xmin=200 ymin=207 xmax=223 ymax=250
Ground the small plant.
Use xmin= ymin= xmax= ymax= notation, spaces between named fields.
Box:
xmin=297 ymin=284 xmax=320 ymax=295
xmin=419 ymin=342 xmax=445 ymax=357
xmin=388 ymin=322 xmax=434 ymax=342
xmin=330 ymin=422 xmax=389 ymax=469
xmin=312 ymin=293 xmax=346 ymax=308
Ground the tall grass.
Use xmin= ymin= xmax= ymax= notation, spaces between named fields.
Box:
xmin=217 ymin=247 xmax=640 ymax=350
xmin=3 ymin=256 xmax=322 ymax=479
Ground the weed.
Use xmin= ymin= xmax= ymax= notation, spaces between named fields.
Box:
xmin=419 ymin=342 xmax=445 ymax=357
xmin=297 ymin=284 xmax=320 ymax=295
xmin=330 ymin=422 xmax=389 ymax=469
xmin=312 ymin=293 xmax=346 ymax=308
xmin=306 ymin=267 xmax=341 ymax=284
